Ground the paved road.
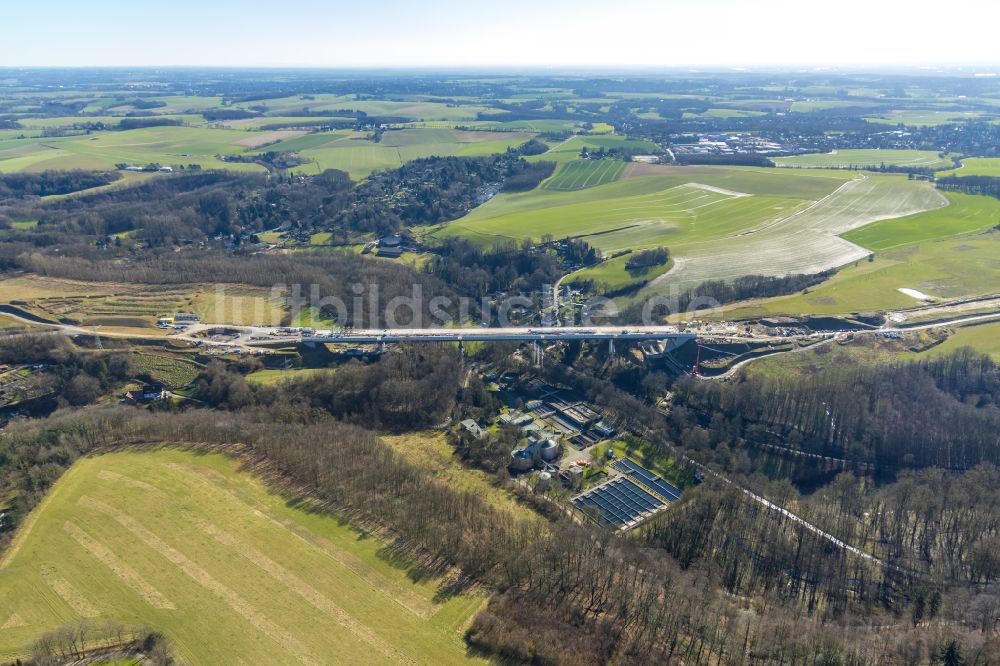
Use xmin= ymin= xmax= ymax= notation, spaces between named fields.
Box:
xmin=4 ymin=304 xmax=1000 ymax=364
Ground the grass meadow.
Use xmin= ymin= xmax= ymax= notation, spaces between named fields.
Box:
xmin=0 ymin=450 xmax=487 ymax=664
xmin=725 ymin=232 xmax=1000 ymax=318
xmin=938 ymin=157 xmax=1000 ymax=178
xmin=919 ymin=321 xmax=1000 ymax=361
xmin=543 ymin=159 xmax=626 ymax=191
xmin=720 ymin=190 xmax=1000 ymax=318
xmin=435 ymin=165 xmax=946 ymax=294
xmin=290 ymin=128 xmax=534 ymax=180
xmin=775 ymin=149 xmax=955 ymax=169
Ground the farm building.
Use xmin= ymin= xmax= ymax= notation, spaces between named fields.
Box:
xmin=123 ymin=384 xmax=167 ymax=404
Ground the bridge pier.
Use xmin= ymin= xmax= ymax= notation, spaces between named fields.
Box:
xmin=608 ymin=337 xmax=614 ymax=356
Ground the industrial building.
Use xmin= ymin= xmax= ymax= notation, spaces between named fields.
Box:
xmin=509 ymin=438 xmax=561 ymax=472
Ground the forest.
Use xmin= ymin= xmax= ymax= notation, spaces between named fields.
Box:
xmin=0 ymin=170 xmax=120 ymax=200
xmin=937 ymin=174 xmax=1000 ymax=200
xmin=0 ymin=151 xmax=553 ymax=248
xmin=4 ymin=342 xmax=1000 ymax=664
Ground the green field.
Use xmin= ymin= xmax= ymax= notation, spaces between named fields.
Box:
xmin=569 ymin=253 xmax=673 ymax=292
xmin=131 ymin=353 xmax=202 ymax=389
xmin=0 ymin=127 xmax=269 ymax=173
xmin=865 ymin=110 xmax=986 ymax=126
xmin=436 ymin=166 xmax=946 ymax=292
xmin=14 ymin=115 xmax=204 ymax=129
xmin=0 ymin=450 xmax=486 ymax=664
xmin=719 ymin=191 xmax=1000 ymax=317
xmin=789 ymin=100 xmax=882 ymax=112
xmin=530 ymin=134 xmax=660 ymax=167
xmin=775 ymin=149 xmax=955 ymax=169
xmin=543 ymin=159 xmax=625 ymax=191
xmin=245 ymin=367 xmax=335 ymax=385
xmin=842 ymin=191 xmax=1000 ymax=250
xmin=938 ymin=157 xmax=1000 ymax=178
xmin=725 ymin=231 xmax=1000 ymax=318
xmin=682 ymin=108 xmax=767 ymax=119
xmin=222 ymin=94 xmax=501 ymax=122
xmin=291 ymin=128 xmax=534 ymax=180
xmin=290 ymin=305 xmax=337 ymax=328
xmin=0 ymin=123 xmax=535 ymax=178
xmin=919 ymin=321 xmax=1000 ymax=361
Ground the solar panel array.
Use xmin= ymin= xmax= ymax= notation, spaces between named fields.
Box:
xmin=571 ymin=459 xmax=683 ymax=528
xmin=614 ymin=459 xmax=682 ymax=502
xmin=572 ymin=477 xmax=663 ymax=527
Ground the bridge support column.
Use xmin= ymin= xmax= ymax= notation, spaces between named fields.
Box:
xmin=608 ymin=337 xmax=614 ymax=356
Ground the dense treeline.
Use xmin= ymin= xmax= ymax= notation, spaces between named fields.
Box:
xmin=0 ymin=335 xmax=135 ymax=408
xmin=0 ymin=343 xmax=998 ymax=662
xmin=426 ymin=238 xmax=568 ymax=298
xmin=503 ymin=159 xmax=556 ymax=191
xmin=669 ymin=348 xmax=1000 ymax=472
xmin=29 ymin=620 xmax=173 ymax=666
xmin=619 ymin=271 xmax=834 ymax=320
xmin=674 ymin=153 xmax=775 ymax=167
xmin=116 ymin=117 xmax=182 ymax=130
xmin=4 ymin=398 xmax=997 ymax=664
xmin=937 ymin=174 xmax=1000 ymax=200
xmin=0 ymin=154 xmax=554 ymax=250
xmin=328 ymin=154 xmax=553 ymax=236
xmin=21 ymin=251 xmax=467 ymax=327
xmin=0 ymin=170 xmax=120 ymax=199
xmin=193 ymin=345 xmax=496 ymax=430
xmin=6 ymin=169 xmax=350 ymax=245
xmin=624 ymin=246 xmax=669 ymax=271
xmin=201 ymin=108 xmax=259 ymax=121
xmin=524 ymin=341 xmax=1000 ymax=591
xmin=644 ymin=480 xmax=896 ymax=614
xmin=797 ymin=467 xmax=1000 ymax=582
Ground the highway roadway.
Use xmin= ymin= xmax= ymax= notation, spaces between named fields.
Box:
xmin=4 ymin=308 xmax=1000 ymax=369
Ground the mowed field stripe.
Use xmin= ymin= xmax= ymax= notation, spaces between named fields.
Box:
xmin=97 ymin=469 xmax=161 ymax=493
xmin=63 ymin=522 xmax=175 ymax=610
xmin=160 ymin=462 xmax=436 ymax=618
xmin=41 ymin=568 xmax=99 ymax=618
xmin=78 ymin=496 xmax=319 ymax=666
xmin=197 ymin=519 xmax=415 ymax=665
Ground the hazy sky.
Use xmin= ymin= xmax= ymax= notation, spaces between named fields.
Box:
xmin=2 ymin=0 xmax=998 ymax=69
